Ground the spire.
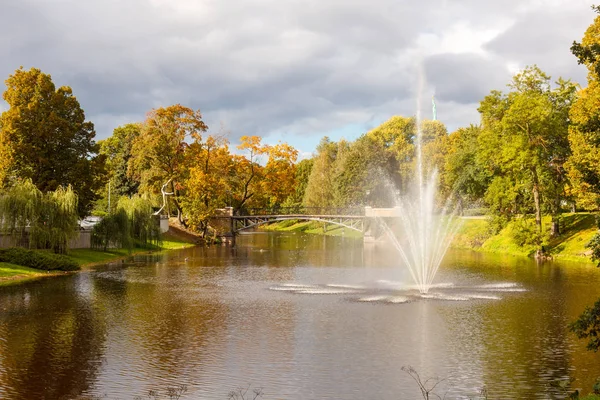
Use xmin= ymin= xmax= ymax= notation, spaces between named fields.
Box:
xmin=432 ymin=95 xmax=437 ymax=121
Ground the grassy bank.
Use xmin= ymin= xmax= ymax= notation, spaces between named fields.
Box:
xmin=261 ymin=214 xmax=598 ymax=263
xmin=453 ymin=213 xmax=598 ymax=262
xmin=0 ymin=230 xmax=197 ymax=285
xmin=68 ymin=231 xmax=196 ymax=267
xmin=0 ymin=262 xmax=64 ymax=286
xmin=260 ymin=219 xmax=363 ymax=238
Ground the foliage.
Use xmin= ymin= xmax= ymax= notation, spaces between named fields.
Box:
xmin=0 ymin=247 xmax=79 ymax=271
xmin=570 ymin=297 xmax=600 ymax=352
xmin=0 ymin=179 xmax=79 ymax=253
xmin=586 ymin=214 xmax=600 ymax=266
xmin=477 ymin=66 xmax=577 ymax=247
xmin=91 ymin=208 xmax=131 ymax=251
xmin=0 ymin=67 xmax=105 ymax=216
xmin=443 ymin=125 xmax=490 ymax=207
xmin=0 ymin=178 xmax=43 ymax=239
xmin=567 ymin=6 xmax=600 ymax=206
xmin=99 ymin=123 xmax=142 ymax=199
xmin=229 ymin=135 xmax=269 ymax=212
xmin=92 ymin=195 xmax=161 ymax=251
xmin=282 ymin=158 xmax=313 ymax=207
xmin=181 ymin=134 xmax=232 ymax=232
xmin=509 ymin=218 xmax=546 ymax=248
xmin=129 ymin=104 xmax=208 ymax=222
xmin=303 ymin=137 xmax=338 ymax=207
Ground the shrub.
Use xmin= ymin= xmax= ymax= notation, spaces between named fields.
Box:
xmin=509 ymin=218 xmax=545 ymax=247
xmin=0 ymin=247 xmax=79 ymax=271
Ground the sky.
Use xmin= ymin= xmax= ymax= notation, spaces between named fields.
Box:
xmin=0 ymin=0 xmax=595 ymax=157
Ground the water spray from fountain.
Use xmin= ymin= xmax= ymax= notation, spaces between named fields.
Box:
xmin=379 ymin=73 xmax=461 ymax=295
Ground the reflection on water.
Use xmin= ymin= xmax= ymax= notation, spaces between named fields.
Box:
xmin=0 ymin=232 xmax=599 ymax=399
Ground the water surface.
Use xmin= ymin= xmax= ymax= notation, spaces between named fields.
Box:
xmin=1 ymin=231 xmax=599 ymax=399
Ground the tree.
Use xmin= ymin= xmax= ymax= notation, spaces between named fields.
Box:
xmin=261 ymin=142 xmax=298 ymax=207
xmin=570 ymin=298 xmax=600 ymax=352
xmin=229 ymin=135 xmax=268 ymax=213
xmin=442 ymin=125 xmax=490 ymax=210
xmin=478 ymin=66 xmax=577 ymax=244
xmin=0 ymin=67 xmax=106 ymax=216
xmin=0 ymin=179 xmax=79 ymax=253
xmin=303 ymin=137 xmax=338 ymax=208
xmin=282 ymin=158 xmax=313 ymax=209
xmin=567 ymin=6 xmax=600 ymax=207
xmin=331 ymin=135 xmax=388 ymax=207
xmin=181 ymin=134 xmax=233 ymax=233
xmin=99 ymin=123 xmax=142 ymax=199
xmin=129 ymin=104 xmax=208 ymax=223
xmin=366 ymin=116 xmax=415 ymax=193
xmin=91 ymin=195 xmax=160 ymax=251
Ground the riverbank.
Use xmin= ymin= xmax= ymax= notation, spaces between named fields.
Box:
xmin=260 ymin=219 xmax=363 ymax=238
xmin=0 ymin=262 xmax=65 ymax=286
xmin=453 ymin=213 xmax=598 ymax=263
xmin=262 ymin=213 xmax=599 ymax=263
xmin=0 ymin=230 xmax=197 ymax=286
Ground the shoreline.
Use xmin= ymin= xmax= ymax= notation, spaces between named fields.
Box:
xmin=0 ymin=232 xmax=198 ymax=286
xmin=260 ymin=213 xmax=599 ymax=264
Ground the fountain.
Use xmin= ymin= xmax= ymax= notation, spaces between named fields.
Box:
xmin=378 ymin=109 xmax=460 ymax=294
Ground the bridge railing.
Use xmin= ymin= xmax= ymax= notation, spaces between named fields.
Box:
xmin=236 ymin=206 xmax=365 ymax=216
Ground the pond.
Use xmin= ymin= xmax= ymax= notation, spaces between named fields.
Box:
xmin=1 ymin=231 xmax=599 ymax=399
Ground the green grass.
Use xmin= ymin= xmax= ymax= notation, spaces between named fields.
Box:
xmin=0 ymin=262 xmax=41 ymax=277
xmin=160 ymin=231 xmax=198 ymax=249
xmin=452 ymin=218 xmax=491 ymax=249
xmin=67 ymin=248 xmax=137 ymax=266
xmin=453 ymin=213 xmax=599 ymax=262
xmin=0 ymin=261 xmax=58 ymax=286
xmin=261 ymin=219 xmax=363 ymax=238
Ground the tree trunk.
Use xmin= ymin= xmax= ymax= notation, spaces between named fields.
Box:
xmin=531 ymin=168 xmax=544 ymax=257
xmin=551 ymin=194 xmax=561 ymax=237
xmin=531 ymin=169 xmax=542 ymax=232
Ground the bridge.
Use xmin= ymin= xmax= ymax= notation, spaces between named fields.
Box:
xmin=211 ymin=206 xmax=401 ymax=245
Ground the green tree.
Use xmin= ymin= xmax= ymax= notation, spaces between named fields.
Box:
xmin=99 ymin=123 xmax=142 ymax=199
xmin=570 ymin=298 xmax=600 ymax=352
xmin=303 ymin=137 xmax=338 ymax=208
xmin=0 ymin=179 xmax=79 ymax=253
xmin=282 ymin=158 xmax=313 ymax=209
xmin=331 ymin=135 xmax=388 ymax=207
xmin=91 ymin=195 xmax=160 ymax=251
xmin=443 ymin=125 xmax=490 ymax=210
xmin=478 ymin=66 xmax=577 ymax=244
xmin=0 ymin=67 xmax=105 ymax=216
xmin=366 ymin=116 xmax=416 ymax=193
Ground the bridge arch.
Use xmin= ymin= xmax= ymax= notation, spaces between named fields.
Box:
xmin=233 ymin=216 xmax=364 ymax=233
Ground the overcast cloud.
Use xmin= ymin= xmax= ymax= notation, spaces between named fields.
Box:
xmin=0 ymin=0 xmax=595 ymax=153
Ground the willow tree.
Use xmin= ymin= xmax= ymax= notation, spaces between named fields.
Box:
xmin=0 ymin=179 xmax=79 ymax=253
xmin=92 ymin=195 xmax=160 ymax=251
xmin=31 ymin=185 xmax=79 ymax=254
xmin=0 ymin=179 xmax=43 ymax=241
xmin=117 ymin=195 xmax=161 ymax=246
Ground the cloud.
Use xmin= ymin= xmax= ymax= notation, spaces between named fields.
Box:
xmin=0 ymin=0 xmax=595 ymax=151
xmin=424 ymin=53 xmax=511 ymax=104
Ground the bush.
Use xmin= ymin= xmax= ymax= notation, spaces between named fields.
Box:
xmin=510 ymin=218 xmax=545 ymax=247
xmin=0 ymin=247 xmax=79 ymax=271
